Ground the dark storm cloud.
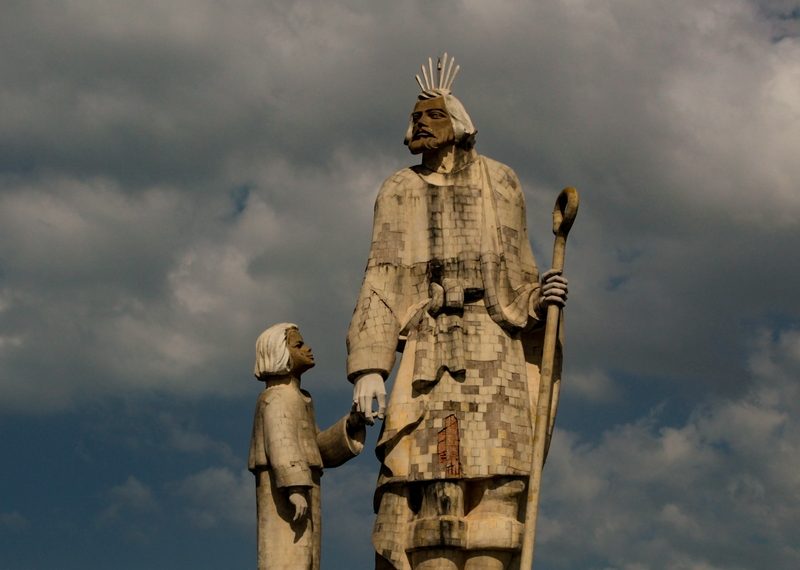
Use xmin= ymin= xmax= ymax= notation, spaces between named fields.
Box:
xmin=2 ymin=0 xmax=798 ymax=412
xmin=0 ymin=0 xmax=798 ymax=567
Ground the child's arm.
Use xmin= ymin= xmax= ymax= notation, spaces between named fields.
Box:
xmin=262 ymin=395 xmax=313 ymax=519
xmin=317 ymin=406 xmax=366 ymax=468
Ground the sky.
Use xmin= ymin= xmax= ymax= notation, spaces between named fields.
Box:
xmin=1 ymin=0 xmax=799 ymax=568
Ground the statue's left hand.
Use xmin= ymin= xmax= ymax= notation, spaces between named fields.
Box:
xmin=536 ymin=269 xmax=569 ymax=314
xmin=288 ymin=488 xmax=309 ymax=522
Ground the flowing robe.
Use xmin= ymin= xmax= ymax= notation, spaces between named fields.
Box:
xmin=248 ymin=381 xmax=365 ymax=570
xmin=347 ymin=153 xmax=562 ymax=567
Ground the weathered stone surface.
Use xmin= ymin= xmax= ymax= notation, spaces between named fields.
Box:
xmin=349 ymin=54 xmax=570 ymax=569
xmin=249 ymin=323 xmax=365 ymax=570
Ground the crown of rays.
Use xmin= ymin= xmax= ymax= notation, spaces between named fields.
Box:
xmin=415 ymin=52 xmax=460 ymax=97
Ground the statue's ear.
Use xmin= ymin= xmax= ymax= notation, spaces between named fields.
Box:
xmin=404 ymin=120 xmax=413 ymax=146
xmin=457 ymin=131 xmax=477 ymax=150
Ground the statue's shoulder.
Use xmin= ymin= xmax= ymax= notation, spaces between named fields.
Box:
xmin=257 ymin=383 xmax=301 ymax=408
xmin=377 ymin=167 xmax=423 ymax=200
xmin=480 ymin=155 xmax=523 ymax=197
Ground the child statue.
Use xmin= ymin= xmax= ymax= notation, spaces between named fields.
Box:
xmin=248 ymin=322 xmax=366 ymax=570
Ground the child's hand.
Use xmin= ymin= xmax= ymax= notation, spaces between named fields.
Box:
xmin=347 ymin=403 xmax=367 ymax=434
xmin=288 ymin=489 xmax=308 ymax=521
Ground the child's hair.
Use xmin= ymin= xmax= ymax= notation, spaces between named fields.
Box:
xmin=253 ymin=322 xmax=299 ymax=379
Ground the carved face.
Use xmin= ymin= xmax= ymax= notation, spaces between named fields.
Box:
xmin=408 ymin=97 xmax=455 ymax=155
xmin=286 ymin=328 xmax=315 ymax=375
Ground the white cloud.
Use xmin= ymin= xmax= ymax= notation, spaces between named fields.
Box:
xmin=0 ymin=145 xmax=402 ymax=411
xmin=175 ymin=467 xmax=253 ymax=529
xmin=98 ymin=476 xmax=158 ymax=524
xmin=1 ymin=0 xmax=798 ymax=412
xmin=0 ymin=511 xmax=31 ymax=531
xmin=0 ymin=176 xmax=185 ymax=282
xmin=0 ymin=335 xmax=23 ymax=350
xmin=158 ymin=412 xmax=238 ymax=465
xmin=564 ymin=368 xmax=621 ymax=403
xmin=538 ymin=328 xmax=800 ymax=569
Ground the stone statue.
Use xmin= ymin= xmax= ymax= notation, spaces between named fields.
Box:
xmin=348 ymin=54 xmax=570 ymax=570
xmin=249 ymin=323 xmax=365 ymax=570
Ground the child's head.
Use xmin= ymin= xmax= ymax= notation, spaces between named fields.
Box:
xmin=253 ymin=323 xmax=315 ymax=380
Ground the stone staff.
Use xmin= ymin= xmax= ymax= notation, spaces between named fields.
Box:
xmin=520 ymin=186 xmax=580 ymax=569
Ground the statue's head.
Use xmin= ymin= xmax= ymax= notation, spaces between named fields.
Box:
xmin=404 ymin=54 xmax=476 ymax=154
xmin=253 ymin=323 xmax=315 ymax=380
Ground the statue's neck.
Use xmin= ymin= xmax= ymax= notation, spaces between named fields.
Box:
xmin=264 ymin=373 xmax=301 ymax=389
xmin=421 ymin=145 xmax=477 ymax=174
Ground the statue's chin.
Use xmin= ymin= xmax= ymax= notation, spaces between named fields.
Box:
xmin=408 ymin=137 xmax=442 ymax=155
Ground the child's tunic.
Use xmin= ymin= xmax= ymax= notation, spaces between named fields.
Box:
xmin=248 ymin=381 xmax=364 ymax=570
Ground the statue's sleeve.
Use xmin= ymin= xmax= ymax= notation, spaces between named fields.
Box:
xmin=501 ymin=169 xmax=558 ymax=324
xmin=346 ymin=175 xmax=411 ymax=381
xmin=488 ymin=161 xmax=543 ymax=326
xmin=316 ymin=414 xmax=366 ymax=468
xmin=515 ymin=181 xmax=540 ymax=287
xmin=506 ymin=168 xmax=540 ymax=288
xmin=262 ymin=393 xmax=314 ymax=489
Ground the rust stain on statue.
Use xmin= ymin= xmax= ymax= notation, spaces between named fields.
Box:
xmin=437 ymin=414 xmax=461 ymax=477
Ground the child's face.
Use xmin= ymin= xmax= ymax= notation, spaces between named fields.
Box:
xmin=287 ymin=328 xmax=315 ymax=375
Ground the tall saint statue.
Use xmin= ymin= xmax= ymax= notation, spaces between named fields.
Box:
xmin=348 ymin=55 xmax=571 ymax=570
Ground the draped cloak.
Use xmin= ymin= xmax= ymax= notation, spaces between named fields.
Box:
xmin=346 ymin=153 xmax=563 ymax=566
